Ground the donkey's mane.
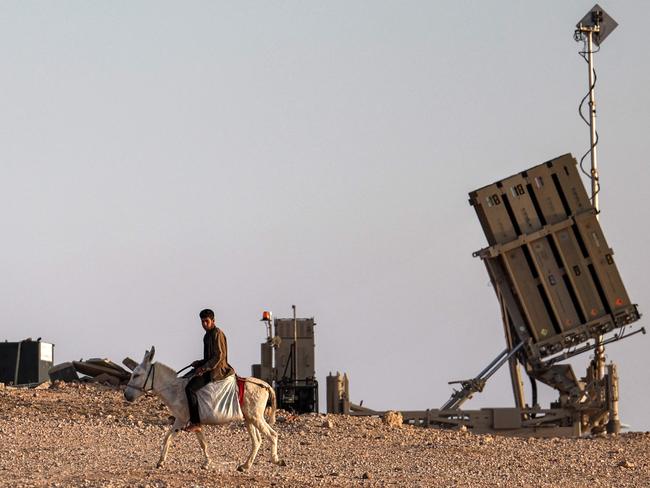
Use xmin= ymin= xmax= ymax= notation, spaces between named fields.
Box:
xmin=154 ymin=362 xmax=177 ymax=377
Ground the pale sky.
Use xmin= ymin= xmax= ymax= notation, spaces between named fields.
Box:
xmin=2 ymin=2 xmax=649 ymax=430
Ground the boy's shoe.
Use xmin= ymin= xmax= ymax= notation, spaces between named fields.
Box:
xmin=184 ymin=422 xmax=202 ymax=433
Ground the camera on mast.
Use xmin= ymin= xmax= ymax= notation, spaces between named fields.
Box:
xmin=575 ymin=4 xmax=618 ymax=46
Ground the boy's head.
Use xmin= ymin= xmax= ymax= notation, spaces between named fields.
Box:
xmin=199 ymin=309 xmax=216 ymax=330
xmin=199 ymin=309 xmax=215 ymax=320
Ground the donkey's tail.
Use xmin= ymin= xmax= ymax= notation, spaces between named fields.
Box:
xmin=265 ymin=383 xmax=277 ymax=425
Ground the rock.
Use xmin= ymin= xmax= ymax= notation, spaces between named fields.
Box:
xmin=618 ymin=459 xmax=635 ymax=468
xmin=382 ymin=411 xmax=403 ymax=428
xmin=322 ymin=419 xmax=333 ymax=429
xmin=362 ymin=472 xmax=371 ymax=479
xmin=51 ymin=380 xmax=68 ymax=390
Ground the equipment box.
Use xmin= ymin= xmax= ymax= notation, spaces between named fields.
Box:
xmin=0 ymin=340 xmax=54 ymax=385
xmin=276 ymin=380 xmax=319 ymax=414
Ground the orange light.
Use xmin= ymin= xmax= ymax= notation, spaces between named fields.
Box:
xmin=261 ymin=311 xmax=272 ymax=322
xmin=591 ymin=308 xmax=598 ymax=317
xmin=615 ymin=298 xmax=624 ymax=306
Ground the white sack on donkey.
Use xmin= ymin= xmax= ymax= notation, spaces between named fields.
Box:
xmin=197 ymin=374 xmax=242 ymax=424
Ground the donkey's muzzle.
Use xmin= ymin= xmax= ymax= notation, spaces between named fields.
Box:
xmin=124 ymin=388 xmax=135 ymax=402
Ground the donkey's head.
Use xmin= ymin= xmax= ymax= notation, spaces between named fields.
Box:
xmin=124 ymin=346 xmax=155 ymax=402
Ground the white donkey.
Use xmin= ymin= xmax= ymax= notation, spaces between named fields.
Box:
xmin=124 ymin=347 xmax=286 ymax=471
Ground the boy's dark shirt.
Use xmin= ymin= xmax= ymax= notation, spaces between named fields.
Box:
xmin=200 ymin=326 xmax=234 ymax=381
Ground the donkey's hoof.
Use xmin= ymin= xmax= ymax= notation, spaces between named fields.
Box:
xmin=156 ymin=462 xmax=164 ymax=469
xmin=276 ymin=459 xmax=287 ymax=467
xmin=201 ymin=461 xmax=212 ymax=470
xmin=236 ymin=464 xmax=247 ymax=472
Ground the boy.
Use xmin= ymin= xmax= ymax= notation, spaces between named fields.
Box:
xmin=184 ymin=308 xmax=235 ymax=432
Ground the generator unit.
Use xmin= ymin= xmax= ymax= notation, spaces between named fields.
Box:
xmin=0 ymin=339 xmax=54 ymax=385
xmin=251 ymin=307 xmax=318 ymax=413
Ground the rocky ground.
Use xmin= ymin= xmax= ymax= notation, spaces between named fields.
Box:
xmin=1 ymin=382 xmax=649 ymax=487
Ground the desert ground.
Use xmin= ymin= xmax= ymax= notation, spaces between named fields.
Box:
xmin=1 ymin=381 xmax=649 ymax=487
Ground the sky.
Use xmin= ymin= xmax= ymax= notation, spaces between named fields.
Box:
xmin=1 ymin=1 xmax=649 ymax=431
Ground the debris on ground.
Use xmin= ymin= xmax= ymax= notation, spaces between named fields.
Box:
xmin=49 ymin=357 xmax=132 ymax=386
xmin=122 ymin=357 xmax=138 ymax=371
xmin=48 ymin=362 xmax=79 ymax=383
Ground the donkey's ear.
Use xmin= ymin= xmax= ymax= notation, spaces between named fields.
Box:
xmin=149 ymin=346 xmax=155 ymax=361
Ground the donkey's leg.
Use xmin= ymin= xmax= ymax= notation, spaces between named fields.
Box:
xmin=237 ymin=420 xmax=261 ymax=472
xmin=254 ymin=424 xmax=262 ymax=446
xmin=194 ymin=430 xmax=211 ymax=468
xmin=157 ymin=426 xmax=180 ymax=468
xmin=251 ymin=416 xmax=285 ymax=466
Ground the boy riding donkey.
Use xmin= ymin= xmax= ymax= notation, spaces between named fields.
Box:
xmin=184 ymin=308 xmax=234 ymax=432
xmin=124 ymin=309 xmax=283 ymax=470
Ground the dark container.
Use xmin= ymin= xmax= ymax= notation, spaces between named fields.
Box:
xmin=0 ymin=340 xmax=54 ymax=385
xmin=276 ymin=379 xmax=319 ymax=414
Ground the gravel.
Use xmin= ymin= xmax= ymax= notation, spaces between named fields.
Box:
xmin=1 ymin=382 xmax=649 ymax=487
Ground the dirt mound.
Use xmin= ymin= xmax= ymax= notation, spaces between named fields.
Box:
xmin=1 ymin=385 xmax=649 ymax=487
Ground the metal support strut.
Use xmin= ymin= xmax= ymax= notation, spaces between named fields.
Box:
xmin=442 ymin=342 xmax=525 ymax=411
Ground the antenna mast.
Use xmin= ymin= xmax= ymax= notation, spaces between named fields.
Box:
xmin=574 ymin=4 xmax=618 ymax=404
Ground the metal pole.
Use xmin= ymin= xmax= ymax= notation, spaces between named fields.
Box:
xmin=585 ymin=28 xmax=606 ymax=381
xmin=576 ymin=2 xmax=619 ymax=437
xmin=587 ymin=29 xmax=599 ymax=215
xmin=292 ymin=304 xmax=298 ymax=385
